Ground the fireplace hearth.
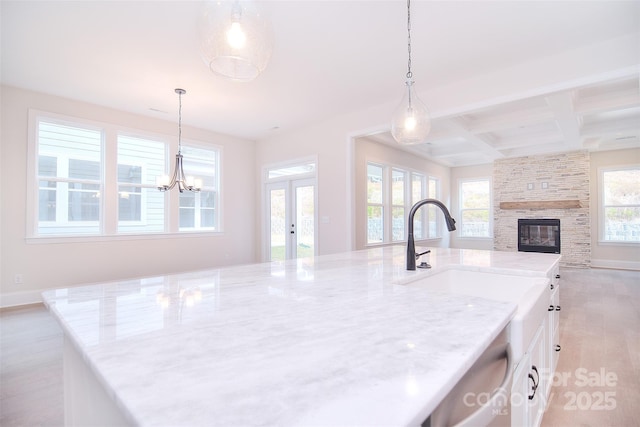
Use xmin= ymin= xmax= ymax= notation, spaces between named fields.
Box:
xmin=518 ymin=219 xmax=561 ymax=254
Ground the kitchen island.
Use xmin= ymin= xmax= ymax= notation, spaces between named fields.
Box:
xmin=43 ymin=246 xmax=560 ymax=426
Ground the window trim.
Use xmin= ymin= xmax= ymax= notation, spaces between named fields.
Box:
xmin=598 ymin=164 xmax=640 ymax=245
xmin=177 ymin=139 xmax=223 ymax=233
xmin=27 ymin=109 xmax=224 ymax=242
xmin=457 ymin=177 xmax=493 ymax=240
xmin=365 ymin=159 xmax=442 ymax=247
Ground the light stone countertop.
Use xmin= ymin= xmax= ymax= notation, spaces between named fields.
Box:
xmin=43 ymin=246 xmax=560 ymax=426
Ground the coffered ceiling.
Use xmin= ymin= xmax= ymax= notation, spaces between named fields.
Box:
xmin=1 ymin=1 xmax=639 ymax=167
xmin=368 ymin=74 xmax=640 ymax=166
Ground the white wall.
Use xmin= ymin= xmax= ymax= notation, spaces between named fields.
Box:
xmin=2 ymin=33 xmax=636 ymax=306
xmin=590 ymin=148 xmax=640 ymax=270
xmin=254 ymin=34 xmax=637 ymax=258
xmin=0 ymin=86 xmax=257 ymax=307
xmin=254 ymin=100 xmax=395 ymax=258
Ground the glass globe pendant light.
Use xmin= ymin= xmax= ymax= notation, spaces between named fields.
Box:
xmin=198 ymin=0 xmax=273 ymax=82
xmin=391 ymin=0 xmax=431 ymax=145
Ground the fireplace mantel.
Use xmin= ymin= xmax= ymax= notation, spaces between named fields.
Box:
xmin=499 ymin=200 xmax=582 ymax=210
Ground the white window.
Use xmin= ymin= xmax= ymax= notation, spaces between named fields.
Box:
xmin=427 ymin=176 xmax=441 ymax=238
xmin=600 ymin=166 xmax=640 ymax=242
xmin=391 ymin=168 xmax=406 ymax=241
xmin=30 ymin=111 xmax=221 ymax=238
xmin=367 ymin=163 xmax=384 ymax=244
xmin=366 ymin=161 xmax=441 ymax=245
xmin=117 ymin=134 xmax=166 ymax=233
xmin=410 ymin=173 xmax=441 ymax=240
xmin=179 ymin=145 xmax=220 ymax=231
xmin=36 ymin=119 xmax=103 ymax=235
xmin=459 ymin=179 xmax=491 ymax=238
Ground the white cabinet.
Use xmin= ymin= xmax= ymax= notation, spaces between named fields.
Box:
xmin=511 ymin=324 xmax=546 ymax=427
xmin=511 ymin=265 xmax=561 ymax=427
xmin=546 ymin=266 xmax=561 ymax=396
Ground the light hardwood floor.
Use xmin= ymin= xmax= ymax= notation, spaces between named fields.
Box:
xmin=1 ymin=268 xmax=638 ymax=426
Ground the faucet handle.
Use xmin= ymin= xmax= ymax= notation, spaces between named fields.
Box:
xmin=415 ymin=249 xmax=431 ymax=259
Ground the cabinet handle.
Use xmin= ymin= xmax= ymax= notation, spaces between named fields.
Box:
xmin=528 ymin=365 xmax=539 ymax=400
xmin=528 ymin=373 xmax=538 ymax=400
xmin=550 ymin=283 xmax=554 ymax=290
xmin=555 ymin=274 xmax=561 ymax=279
xmin=556 ymin=305 xmax=561 ymax=311
xmin=549 ymin=305 xmax=555 ymax=311
xmin=556 ymin=344 xmax=561 ymax=352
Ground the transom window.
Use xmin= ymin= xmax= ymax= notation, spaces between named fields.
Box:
xmin=29 ymin=111 xmax=221 ymax=238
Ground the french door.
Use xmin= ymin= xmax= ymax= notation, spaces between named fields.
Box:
xmin=266 ymin=178 xmax=315 ymax=261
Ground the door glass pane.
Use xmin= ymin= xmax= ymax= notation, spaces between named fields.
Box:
xmin=295 ymin=185 xmax=314 ymax=258
xmin=270 ymin=188 xmax=286 ymax=261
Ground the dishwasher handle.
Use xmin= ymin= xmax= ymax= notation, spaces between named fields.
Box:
xmin=452 ymin=344 xmax=513 ymax=427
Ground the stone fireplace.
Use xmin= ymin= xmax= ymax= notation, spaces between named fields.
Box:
xmin=493 ymin=150 xmax=590 ymax=268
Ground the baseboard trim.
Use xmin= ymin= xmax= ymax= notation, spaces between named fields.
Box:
xmin=591 ymin=258 xmax=640 ymax=271
xmin=0 ymin=289 xmax=44 ymax=309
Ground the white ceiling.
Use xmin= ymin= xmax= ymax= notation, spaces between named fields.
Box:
xmin=2 ymin=0 xmax=639 ymax=167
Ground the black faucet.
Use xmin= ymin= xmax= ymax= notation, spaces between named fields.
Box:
xmin=406 ymin=199 xmax=457 ymax=270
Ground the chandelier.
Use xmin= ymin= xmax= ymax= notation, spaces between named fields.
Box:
xmin=156 ymin=89 xmax=201 ymax=193
xmin=391 ymin=0 xmax=431 ymax=145
xmin=198 ymin=0 xmax=273 ymax=82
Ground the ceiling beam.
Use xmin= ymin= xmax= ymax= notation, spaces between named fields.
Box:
xmin=439 ymin=119 xmax=505 ymax=160
xmin=464 ymin=106 xmax=555 ymax=134
xmin=575 ymin=89 xmax=640 ymax=115
xmin=581 ymin=116 xmax=640 ymax=138
xmin=545 ymin=92 xmax=582 ymax=150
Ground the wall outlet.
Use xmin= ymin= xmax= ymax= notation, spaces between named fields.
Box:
xmin=14 ymin=274 xmax=24 ymax=284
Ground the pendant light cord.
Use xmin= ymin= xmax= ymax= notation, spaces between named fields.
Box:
xmin=406 ymin=0 xmax=412 ymax=80
xmin=177 ymin=90 xmax=183 ymax=155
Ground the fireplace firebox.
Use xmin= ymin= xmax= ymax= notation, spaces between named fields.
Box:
xmin=518 ymin=219 xmax=560 ymax=254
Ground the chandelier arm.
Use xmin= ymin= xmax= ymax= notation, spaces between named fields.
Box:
xmin=179 ymin=154 xmax=190 ymax=193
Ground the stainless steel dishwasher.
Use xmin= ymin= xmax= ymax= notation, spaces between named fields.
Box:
xmin=424 ymin=328 xmax=513 ymax=427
